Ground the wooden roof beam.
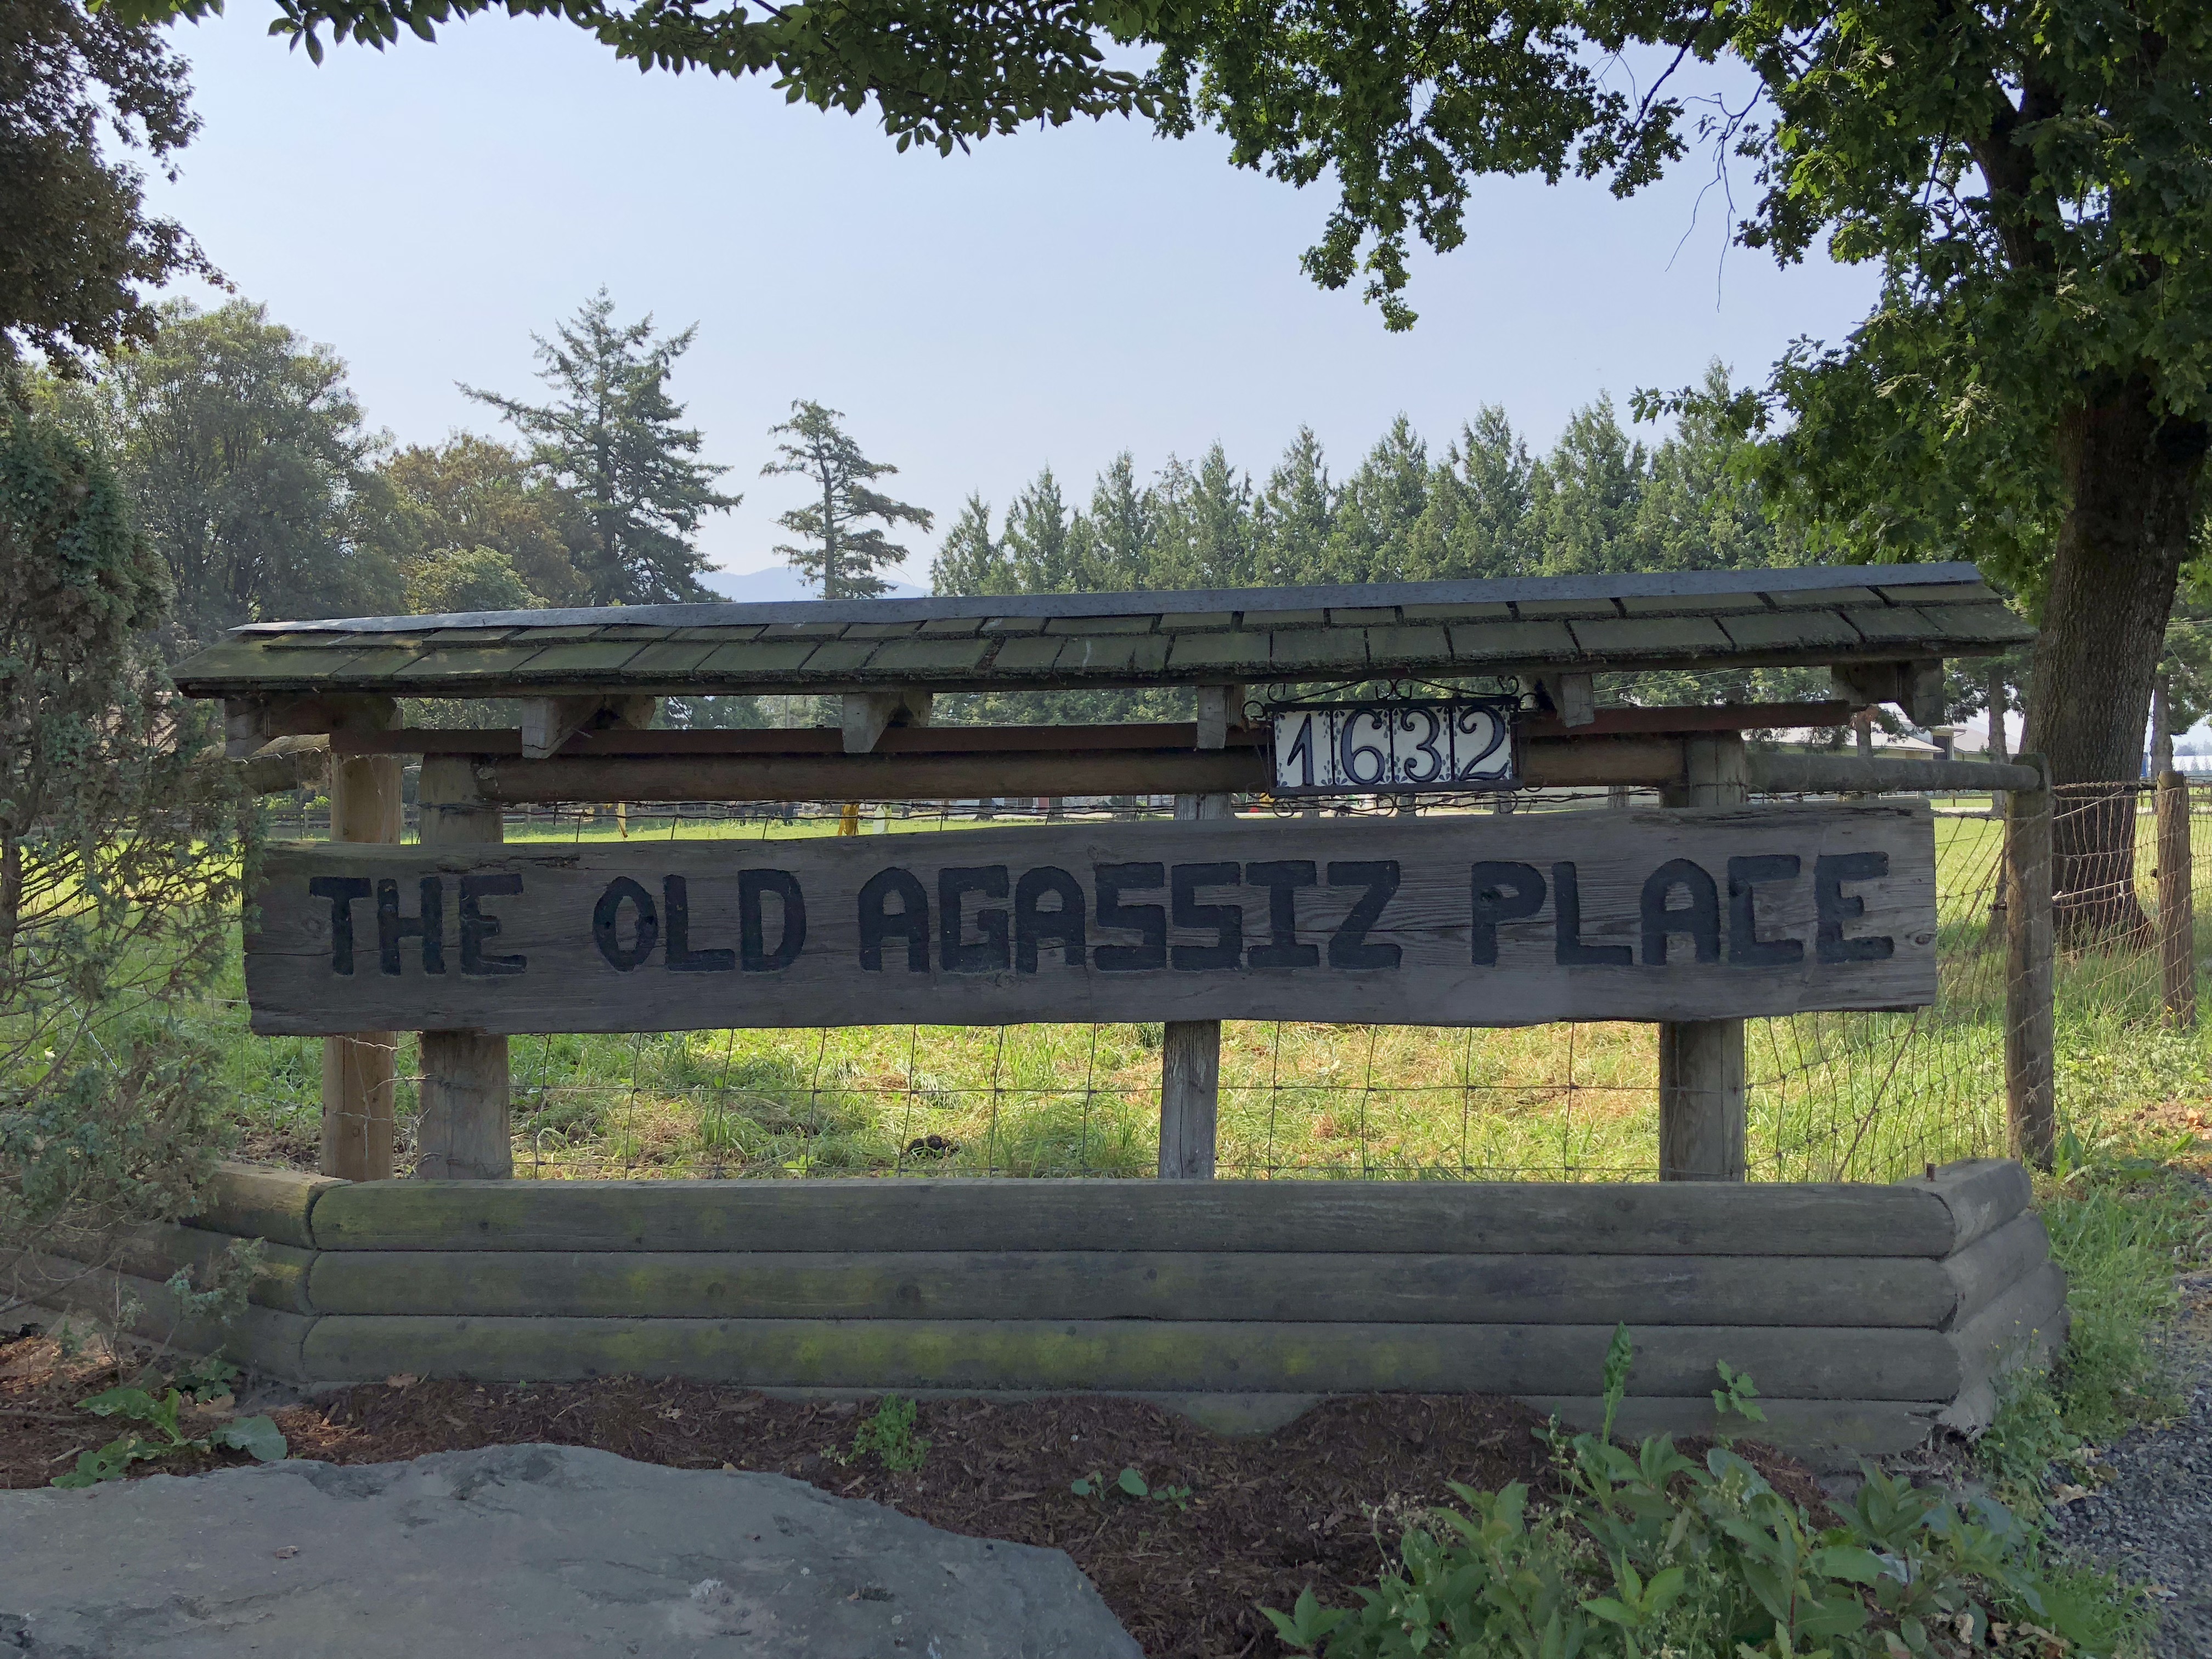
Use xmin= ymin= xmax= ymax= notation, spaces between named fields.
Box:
xmin=1831 ymin=660 xmax=1944 ymax=726
xmin=518 ymin=693 xmax=659 ymax=760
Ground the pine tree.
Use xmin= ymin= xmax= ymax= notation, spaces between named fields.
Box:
xmin=1253 ymin=427 xmax=1333 ymax=585
xmin=1325 ymin=416 xmax=1430 ymax=583
xmin=1079 ymin=453 xmax=1153 ymax=592
xmin=1531 ymin=396 xmax=1648 ymax=577
xmin=930 ymin=494 xmax=1014 ymax=595
xmin=466 ymin=290 xmax=735 ymax=607
xmin=1003 ymin=467 xmax=1079 ymax=592
xmin=762 ymin=400 xmax=933 ymax=599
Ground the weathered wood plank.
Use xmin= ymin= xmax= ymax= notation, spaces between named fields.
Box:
xmin=1951 ymin=1260 xmax=2068 ymax=1395
xmin=1915 ymin=1158 xmax=2033 ymax=1256
xmin=308 ymin=1177 xmax=1965 ymax=1257
xmin=245 ymin=803 xmax=1937 ymax=1035
xmin=298 ymin=1316 xmax=1960 ymax=1399
xmin=4 ymin=1251 xmax=315 ymax=1380
xmin=1940 ymin=1212 xmax=2050 ymax=1334
xmin=188 ymin=1161 xmax=341 ymax=1250
xmin=302 ymin=1248 xmax=1960 ymax=1325
xmin=2005 ymin=768 xmax=2057 ymax=1167
xmin=45 ymin=1220 xmax=317 ymax=1315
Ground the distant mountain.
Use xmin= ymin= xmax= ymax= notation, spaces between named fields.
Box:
xmin=698 ymin=566 xmax=927 ymax=603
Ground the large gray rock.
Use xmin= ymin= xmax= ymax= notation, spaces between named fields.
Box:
xmin=0 ymin=1444 xmax=1140 ymax=1658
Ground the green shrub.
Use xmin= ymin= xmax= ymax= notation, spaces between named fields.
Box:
xmin=1265 ymin=1329 xmax=2147 ymax=1658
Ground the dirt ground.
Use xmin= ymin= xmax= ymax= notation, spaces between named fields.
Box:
xmin=0 ymin=1328 xmax=1830 ymax=1658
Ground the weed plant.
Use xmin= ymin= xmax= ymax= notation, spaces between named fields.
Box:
xmin=1266 ymin=1330 xmax=2150 ymax=1658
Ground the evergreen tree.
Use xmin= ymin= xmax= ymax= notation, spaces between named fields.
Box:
xmin=763 ymin=399 xmax=933 ymax=599
xmin=1186 ymin=444 xmax=1256 ymax=589
xmin=1003 ymin=467 xmax=1080 ymax=592
xmin=1077 ymin=453 xmax=1154 ymax=592
xmin=1325 ymin=416 xmax=1430 ymax=582
xmin=930 ymin=493 xmax=1015 ymax=596
xmin=1633 ymin=368 xmax=1785 ymax=577
xmin=1532 ymin=396 xmax=1648 ymax=576
xmin=1253 ymin=427 xmax=1334 ymax=586
xmin=1429 ymin=407 xmax=1538 ymax=579
xmin=466 ymin=290 xmax=734 ymax=607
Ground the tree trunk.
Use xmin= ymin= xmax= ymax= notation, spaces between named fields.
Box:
xmin=2024 ymin=378 xmax=2208 ymax=944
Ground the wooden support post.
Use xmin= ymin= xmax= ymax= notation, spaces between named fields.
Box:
xmin=1657 ymin=733 xmax=1748 ymax=1181
xmin=1161 ymin=687 xmax=1239 ymax=1180
xmin=320 ymin=740 xmax=402 ymax=1182
xmin=2158 ymin=770 xmax=2197 ymax=1031
xmin=413 ymin=755 xmax=513 ymax=1180
xmin=2004 ymin=757 xmax=2056 ymax=1169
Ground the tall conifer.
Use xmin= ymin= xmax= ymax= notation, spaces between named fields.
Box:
xmin=763 ymin=400 xmax=933 ymax=599
xmin=466 ymin=290 xmax=735 ymax=606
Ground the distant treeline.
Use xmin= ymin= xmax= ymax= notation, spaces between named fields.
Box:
xmin=929 ymin=365 xmax=1832 ymax=723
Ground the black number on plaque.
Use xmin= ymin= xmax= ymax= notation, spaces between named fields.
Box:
xmin=1093 ymin=862 xmax=1167 ymax=972
xmin=377 ymin=877 xmax=444 ymax=976
xmin=940 ymin=866 xmax=1011 ymax=973
xmin=739 ymin=870 xmax=806 ymax=971
xmin=1726 ymin=855 xmax=1803 ymax=966
xmin=1325 ymin=861 xmax=1401 ymax=969
xmin=664 ymin=875 xmax=736 ymax=974
xmin=1639 ymin=860 xmax=1720 ymax=966
xmin=459 ymin=873 xmax=525 ymax=977
xmin=1468 ymin=862 xmax=1544 ymax=966
xmin=1340 ymin=714 xmax=1390 ymax=787
xmin=1244 ymin=861 xmax=1318 ymax=969
xmin=1280 ymin=713 xmax=1318 ymax=789
xmin=592 ymin=876 xmax=659 ymax=972
xmin=858 ymin=868 xmax=929 ymax=972
xmin=1815 ymin=852 xmax=1894 ymax=963
xmin=1399 ymin=707 xmax=1445 ymax=784
xmin=1454 ymin=707 xmax=1507 ymax=781
xmin=309 ymin=876 xmax=371 ymax=975
xmin=1015 ymin=867 xmax=1087 ymax=970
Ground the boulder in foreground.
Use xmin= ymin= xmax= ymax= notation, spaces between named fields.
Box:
xmin=0 ymin=1443 xmax=1139 ymax=1658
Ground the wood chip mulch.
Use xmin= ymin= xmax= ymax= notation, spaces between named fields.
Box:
xmin=0 ymin=1328 xmax=1830 ymax=1658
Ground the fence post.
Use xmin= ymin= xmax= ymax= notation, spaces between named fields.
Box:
xmin=2158 ymin=769 xmax=2197 ymax=1030
xmin=2004 ymin=755 xmax=2056 ymax=1169
xmin=320 ymin=741 xmax=402 ymax=1182
xmin=413 ymin=755 xmax=514 ymax=1180
xmin=1657 ymin=732 xmax=1748 ymax=1181
xmin=1160 ymin=686 xmax=1239 ymax=1179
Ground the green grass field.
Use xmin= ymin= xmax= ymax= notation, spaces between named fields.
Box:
xmin=195 ymin=793 xmax=2212 ymax=1184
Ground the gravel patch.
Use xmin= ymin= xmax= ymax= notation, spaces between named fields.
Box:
xmin=2047 ymin=1271 xmax=2212 ymax=1658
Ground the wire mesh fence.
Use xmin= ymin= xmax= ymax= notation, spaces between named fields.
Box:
xmin=225 ymin=775 xmax=2211 ymax=1186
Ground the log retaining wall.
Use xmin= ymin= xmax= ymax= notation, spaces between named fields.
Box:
xmin=12 ymin=1159 xmax=2065 ymax=1470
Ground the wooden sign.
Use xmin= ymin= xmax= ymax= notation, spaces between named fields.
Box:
xmin=242 ymin=802 xmax=1937 ymax=1036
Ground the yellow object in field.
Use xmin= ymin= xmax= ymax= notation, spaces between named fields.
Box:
xmin=838 ymin=802 xmax=861 ymax=836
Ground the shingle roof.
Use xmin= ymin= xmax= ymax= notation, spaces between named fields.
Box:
xmin=171 ymin=563 xmax=2030 ymax=701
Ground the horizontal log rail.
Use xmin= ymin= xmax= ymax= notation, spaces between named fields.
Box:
xmin=1750 ymin=754 xmax=2045 ymax=795
xmin=324 ymin=701 xmax=1858 ymax=759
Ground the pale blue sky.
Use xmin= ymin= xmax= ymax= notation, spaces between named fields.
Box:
xmin=146 ymin=9 xmax=1881 ymax=584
